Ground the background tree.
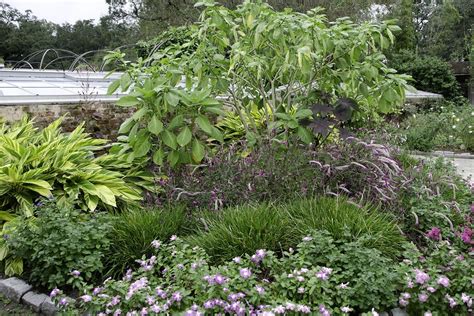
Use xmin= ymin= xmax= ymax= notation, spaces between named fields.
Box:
xmin=106 ymin=0 xmax=397 ymax=38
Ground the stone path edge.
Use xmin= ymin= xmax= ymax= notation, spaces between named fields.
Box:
xmin=410 ymin=150 xmax=474 ymax=159
xmin=0 ymin=276 xmax=62 ymax=315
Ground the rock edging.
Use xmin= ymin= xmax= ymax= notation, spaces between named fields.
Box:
xmin=0 ymin=277 xmax=58 ymax=315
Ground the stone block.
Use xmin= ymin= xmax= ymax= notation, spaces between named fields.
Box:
xmin=21 ymin=291 xmax=48 ymax=312
xmin=41 ymin=297 xmax=58 ymax=315
xmin=391 ymin=308 xmax=408 ymax=316
xmin=0 ymin=277 xmax=33 ymax=302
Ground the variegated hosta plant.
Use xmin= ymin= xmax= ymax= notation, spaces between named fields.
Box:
xmin=0 ymin=117 xmax=154 ymax=275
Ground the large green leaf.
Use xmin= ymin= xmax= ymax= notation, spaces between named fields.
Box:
xmin=191 ymin=139 xmax=205 ymax=162
xmin=116 ymin=96 xmax=140 ymax=107
xmin=148 ymin=115 xmax=164 ymax=135
xmin=162 ymin=130 xmax=178 ymax=149
xmin=177 ymin=127 xmax=192 ymax=147
xmin=195 ymin=115 xmax=213 ymax=135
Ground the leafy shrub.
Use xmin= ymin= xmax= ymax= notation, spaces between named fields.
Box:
xmin=0 ymin=117 xmax=148 ymax=216
xmin=388 ymin=50 xmax=461 ymax=99
xmin=284 ymin=197 xmax=406 ymax=258
xmin=400 ymin=103 xmax=474 ymax=152
xmin=108 ymin=1 xmax=409 ymax=167
xmin=55 ymin=231 xmax=405 ymax=314
xmin=187 ymin=203 xmax=292 ymax=263
xmin=8 ymin=201 xmax=111 ymax=289
xmin=104 ymin=206 xmax=186 ymax=277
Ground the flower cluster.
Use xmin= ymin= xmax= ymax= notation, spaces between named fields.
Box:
xmin=52 ymin=233 xmax=399 ymax=315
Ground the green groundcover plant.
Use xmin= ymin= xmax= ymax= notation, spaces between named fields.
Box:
xmin=52 ymin=231 xmax=473 ymax=315
xmin=7 ymin=200 xmax=111 ymax=290
xmin=53 ymin=232 xmax=404 ymax=314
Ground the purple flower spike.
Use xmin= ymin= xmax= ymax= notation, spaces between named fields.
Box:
xmin=426 ymin=227 xmax=441 ymax=241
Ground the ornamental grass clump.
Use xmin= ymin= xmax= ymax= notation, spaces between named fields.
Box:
xmin=186 ymin=197 xmax=406 ymax=263
xmin=284 ymin=197 xmax=406 ymax=258
xmin=186 ymin=202 xmax=292 ymax=263
xmin=103 ymin=206 xmax=187 ymax=278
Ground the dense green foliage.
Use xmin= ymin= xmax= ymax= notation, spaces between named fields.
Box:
xmin=0 ymin=4 xmax=136 ymax=67
xmin=388 ymin=50 xmax=460 ymax=98
xmin=385 ymin=100 xmax=474 ymax=152
xmin=0 ymin=118 xmax=146 ymax=215
xmin=104 ymin=206 xmax=187 ymax=277
xmin=109 ymin=1 xmax=409 ymax=167
xmin=188 ymin=197 xmax=405 ymax=263
xmin=8 ymin=201 xmax=111 ymax=289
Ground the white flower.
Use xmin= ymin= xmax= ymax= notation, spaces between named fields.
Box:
xmin=341 ymin=306 xmax=352 ymax=313
xmin=452 ymin=125 xmax=457 ymax=129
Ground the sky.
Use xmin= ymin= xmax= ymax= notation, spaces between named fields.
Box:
xmin=5 ymin=0 xmax=110 ymax=24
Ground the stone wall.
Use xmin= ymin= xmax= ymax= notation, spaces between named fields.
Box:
xmin=0 ymin=101 xmax=133 ymax=140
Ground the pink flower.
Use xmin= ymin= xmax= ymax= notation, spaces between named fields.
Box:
xmin=338 ymin=282 xmax=349 ymax=289
xmin=172 ymin=291 xmax=182 ymax=302
xmin=255 ymin=286 xmax=265 ymax=294
xmin=239 ymin=268 xmax=252 ymax=279
xmin=424 ymin=312 xmax=432 ymax=316
xmin=316 ymin=267 xmax=333 ymax=280
xmin=319 ymin=304 xmax=330 ymax=316
xmin=50 ymin=288 xmax=60 ymax=298
xmin=437 ymin=276 xmax=450 ymax=287
xmin=460 ymin=227 xmax=473 ymax=244
xmin=108 ymin=296 xmax=121 ymax=307
xmin=427 ymin=286 xmax=436 ymax=293
xmin=232 ymin=257 xmax=242 ymax=264
xmin=419 ymin=293 xmax=429 ymax=303
xmin=414 ymin=269 xmax=430 ymax=284
xmin=401 ymin=292 xmax=411 ymax=300
xmin=298 ymin=287 xmax=305 ymax=293
xmin=170 ymin=235 xmax=177 ymax=241
xmin=341 ymin=306 xmax=352 ymax=313
xmin=59 ymin=298 xmax=68 ymax=306
xmin=151 ymin=240 xmax=161 ymax=249
xmin=399 ymin=298 xmax=408 ymax=307
xmin=426 ymin=227 xmax=441 ymax=241
xmin=446 ymin=295 xmax=457 ymax=308
xmin=71 ymin=270 xmax=81 ymax=277
xmin=80 ymin=295 xmax=92 ymax=302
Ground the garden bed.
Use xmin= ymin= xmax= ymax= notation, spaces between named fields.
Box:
xmin=0 ymin=1 xmax=473 ymax=315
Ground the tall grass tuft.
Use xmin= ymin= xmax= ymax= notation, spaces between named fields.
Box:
xmin=187 ymin=203 xmax=292 ymax=264
xmin=104 ymin=206 xmax=186 ymax=277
